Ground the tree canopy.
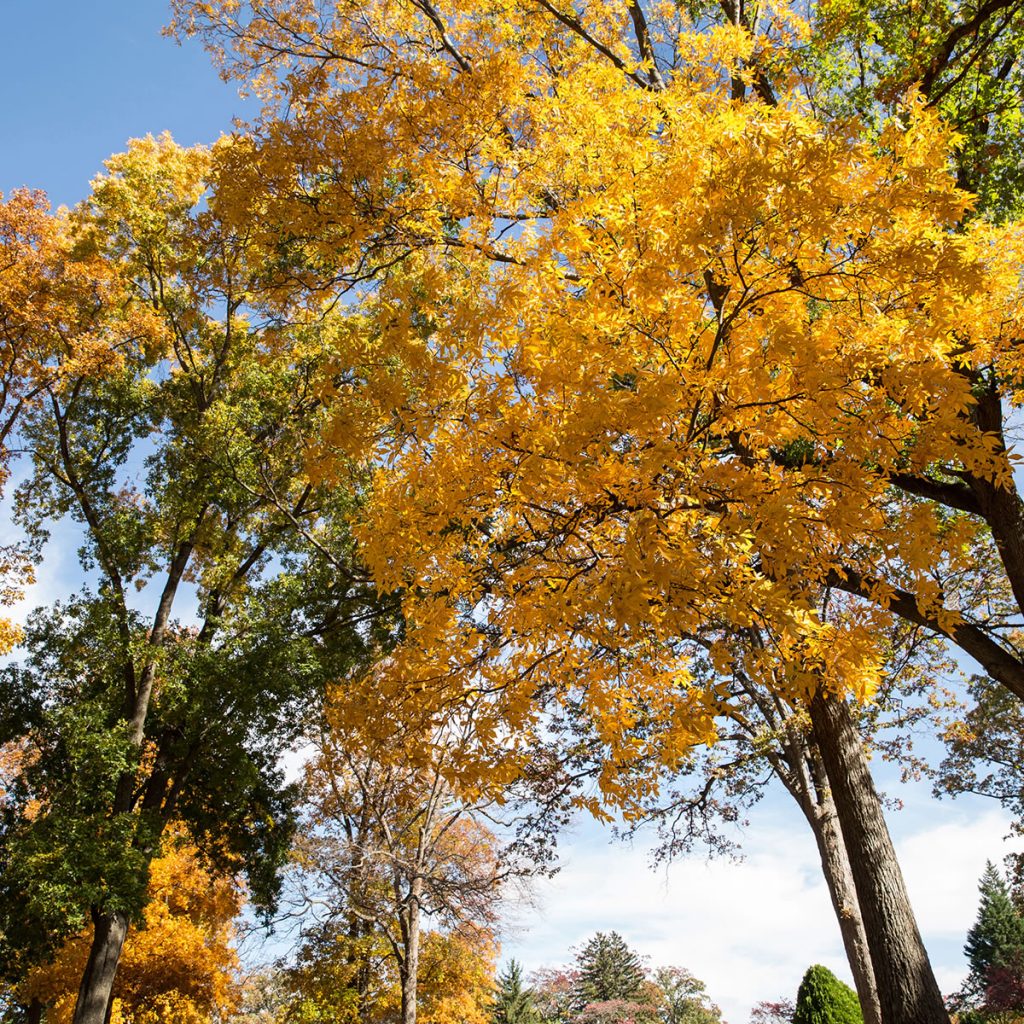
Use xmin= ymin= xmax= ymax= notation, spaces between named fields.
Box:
xmin=8 ymin=2 xmax=1024 ymax=1022
xmin=171 ymin=0 xmax=1024 ymax=812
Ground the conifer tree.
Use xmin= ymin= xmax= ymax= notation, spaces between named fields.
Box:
xmin=963 ymin=862 xmax=1024 ymax=999
xmin=491 ymin=960 xmax=539 ymax=1024
xmin=573 ymin=933 xmax=646 ymax=1007
xmin=793 ymin=965 xmax=863 ymax=1024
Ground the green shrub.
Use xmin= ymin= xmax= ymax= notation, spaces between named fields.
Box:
xmin=792 ymin=965 xmax=864 ymax=1024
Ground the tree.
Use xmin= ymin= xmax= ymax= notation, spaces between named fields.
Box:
xmin=418 ymin=925 xmax=497 ymax=1024
xmin=938 ymin=675 xmax=1024 ymax=825
xmin=284 ymin=922 xmax=497 ymax=1024
xmin=793 ymin=965 xmax=864 ymax=1024
xmin=282 ymin=688 xmax=522 ymax=1024
xmin=530 ymin=968 xmax=580 ymax=1024
xmin=574 ymin=933 xmax=648 ymax=1008
xmin=0 ymin=187 xmax=154 ymax=656
xmin=491 ymin=961 xmax=540 ymax=1024
xmin=527 ymin=956 xmax=718 ymax=1024
xmin=606 ymin=615 xmax=957 ymax=1024
xmin=749 ymin=1000 xmax=796 ymax=1024
xmin=226 ymin=971 xmax=290 ymax=1024
xmin=576 ymin=1001 xmax=660 ymax=1024
xmin=171 ymin=0 xmax=1024 ymax=710
xmin=958 ymin=862 xmax=1024 ymax=1015
xmin=0 ymin=135 xmax=386 ymax=1024
xmin=9 ymin=831 xmax=241 ymax=1024
xmin=649 ymin=967 xmax=722 ymax=1024
xmin=171 ymin=3 xmax=1024 ymax=1023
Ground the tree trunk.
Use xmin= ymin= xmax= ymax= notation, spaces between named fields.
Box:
xmin=401 ymin=878 xmax=423 ymax=1024
xmin=810 ymin=691 xmax=949 ymax=1024
xmin=805 ymin=782 xmax=881 ymax=1024
xmin=26 ymin=999 xmax=43 ymax=1024
xmin=71 ymin=909 xmax=129 ymax=1024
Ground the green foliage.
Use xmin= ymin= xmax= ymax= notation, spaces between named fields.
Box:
xmin=573 ymin=933 xmax=647 ymax=1007
xmin=491 ymin=960 xmax=540 ymax=1024
xmin=792 ymin=965 xmax=864 ymax=1024
xmin=650 ymin=967 xmax=722 ymax=1024
xmin=803 ymin=0 xmax=1024 ymax=220
xmin=0 ymin=137 xmax=395 ymax=988
xmin=962 ymin=862 xmax=1024 ymax=1001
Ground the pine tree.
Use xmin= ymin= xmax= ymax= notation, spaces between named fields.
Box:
xmin=965 ymin=862 xmax=1024 ymax=990
xmin=573 ymin=933 xmax=647 ymax=1007
xmin=792 ymin=965 xmax=864 ymax=1024
xmin=491 ymin=960 xmax=540 ymax=1024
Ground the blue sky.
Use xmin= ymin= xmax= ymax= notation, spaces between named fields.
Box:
xmin=0 ymin=2 xmax=253 ymax=206
xmin=2 ymin=5 xmax=1020 ymax=1022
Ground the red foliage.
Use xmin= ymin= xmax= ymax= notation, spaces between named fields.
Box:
xmin=749 ymin=998 xmax=797 ymax=1024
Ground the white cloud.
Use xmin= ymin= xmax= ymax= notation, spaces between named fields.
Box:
xmin=501 ymin=793 xmax=1022 ymax=1024
xmin=898 ymin=806 xmax=1023 ymax=938
xmin=5 ymin=521 xmax=79 ymax=629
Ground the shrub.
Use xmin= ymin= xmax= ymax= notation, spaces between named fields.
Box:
xmin=792 ymin=965 xmax=863 ymax=1024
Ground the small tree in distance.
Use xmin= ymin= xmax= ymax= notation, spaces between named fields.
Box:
xmin=491 ymin=960 xmax=540 ymax=1024
xmin=793 ymin=965 xmax=863 ymax=1024
xmin=964 ymin=863 xmax=1024 ymax=995
xmin=956 ymin=861 xmax=1024 ymax=1021
xmin=651 ymin=967 xmax=722 ymax=1024
xmin=530 ymin=967 xmax=579 ymax=1024
xmin=749 ymin=999 xmax=796 ymax=1024
xmin=574 ymin=933 xmax=647 ymax=1007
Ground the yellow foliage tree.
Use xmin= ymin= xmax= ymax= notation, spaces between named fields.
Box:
xmin=19 ymin=833 xmax=242 ymax=1024
xmin=172 ymin=0 xmax=1024 ymax=765
xmin=172 ymin=4 xmax=1024 ymax=1024
xmin=418 ymin=925 xmax=497 ymax=1024
xmin=0 ymin=188 xmax=158 ymax=653
xmin=284 ymin=922 xmax=496 ymax=1024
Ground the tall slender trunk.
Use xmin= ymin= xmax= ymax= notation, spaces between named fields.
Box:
xmin=809 ymin=691 xmax=949 ymax=1024
xmin=401 ymin=877 xmax=423 ymax=1024
xmin=744 ymin=667 xmax=879 ymax=1023
xmin=69 ymin=540 xmax=195 ymax=1024
xmin=804 ymin=783 xmax=881 ymax=1024
xmin=71 ymin=909 xmax=130 ymax=1024
xmin=26 ymin=998 xmax=43 ymax=1024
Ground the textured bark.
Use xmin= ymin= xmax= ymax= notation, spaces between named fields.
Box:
xmin=774 ymin=708 xmax=879 ymax=1024
xmin=806 ymin=788 xmax=881 ymax=1024
xmin=810 ymin=692 xmax=949 ymax=1024
xmin=968 ymin=386 xmax=1024 ymax=623
xmin=740 ymin=664 xmax=880 ymax=1024
xmin=71 ymin=909 xmax=129 ymax=1024
xmin=400 ymin=876 xmax=422 ymax=1024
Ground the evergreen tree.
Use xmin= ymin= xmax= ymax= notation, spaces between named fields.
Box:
xmin=792 ymin=965 xmax=864 ymax=1024
xmin=573 ymin=933 xmax=647 ymax=1007
xmin=965 ymin=862 xmax=1024 ymax=991
xmin=491 ymin=960 xmax=540 ymax=1024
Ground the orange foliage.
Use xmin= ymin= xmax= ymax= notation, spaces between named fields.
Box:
xmin=418 ymin=925 xmax=498 ymax=1024
xmin=172 ymin=0 xmax=1024 ymax=804
xmin=0 ymin=186 xmax=164 ymax=650
xmin=20 ymin=833 xmax=242 ymax=1024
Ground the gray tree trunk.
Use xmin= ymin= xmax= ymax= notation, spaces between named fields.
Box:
xmin=401 ymin=877 xmax=422 ymax=1024
xmin=806 ymin=785 xmax=881 ymax=1024
xmin=71 ymin=909 xmax=130 ymax=1024
xmin=810 ymin=691 xmax=949 ymax=1024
